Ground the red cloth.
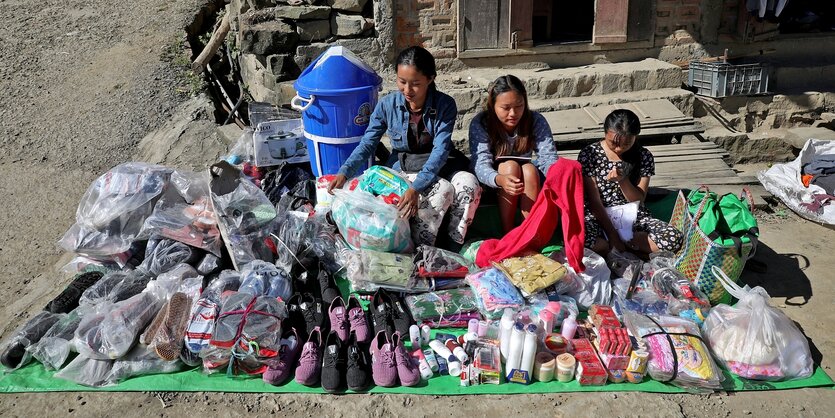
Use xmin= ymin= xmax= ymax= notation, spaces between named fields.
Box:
xmin=475 ymin=158 xmax=586 ymax=272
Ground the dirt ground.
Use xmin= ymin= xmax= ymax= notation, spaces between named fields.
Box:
xmin=0 ymin=0 xmax=833 ymax=416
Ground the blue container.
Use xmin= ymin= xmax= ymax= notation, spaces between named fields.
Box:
xmin=292 ymin=46 xmax=382 ymax=176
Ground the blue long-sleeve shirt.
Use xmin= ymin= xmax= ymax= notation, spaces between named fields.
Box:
xmin=337 ymin=88 xmax=457 ymax=193
xmin=468 ymin=111 xmax=559 ymax=188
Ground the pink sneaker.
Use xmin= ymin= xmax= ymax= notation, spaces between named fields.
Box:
xmin=294 ymin=327 xmax=323 ymax=386
xmin=328 ymin=296 xmax=350 ymax=342
xmin=392 ymin=332 xmax=420 ymax=387
xmin=347 ymin=295 xmax=370 ymax=344
xmin=263 ymin=328 xmax=301 ymax=386
xmin=370 ymin=330 xmax=397 ymax=387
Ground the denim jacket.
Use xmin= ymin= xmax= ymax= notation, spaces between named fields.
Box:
xmin=337 ymin=88 xmax=458 ymax=193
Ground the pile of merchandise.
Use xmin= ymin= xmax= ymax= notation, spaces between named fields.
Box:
xmin=0 ymin=118 xmax=817 ymax=393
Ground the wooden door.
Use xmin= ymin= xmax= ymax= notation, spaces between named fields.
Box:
xmin=593 ymin=0 xmax=629 ymax=44
xmin=460 ymin=0 xmax=511 ymax=49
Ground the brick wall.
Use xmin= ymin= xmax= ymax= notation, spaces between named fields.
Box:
xmin=394 ymin=0 xmax=457 ymax=58
xmin=655 ymin=0 xmax=704 ymax=37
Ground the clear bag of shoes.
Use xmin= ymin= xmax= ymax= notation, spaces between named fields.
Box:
xmin=0 ymin=311 xmax=63 ymax=370
xmin=58 ymin=162 xmax=173 ymax=258
xmin=26 ymin=309 xmax=85 ymax=370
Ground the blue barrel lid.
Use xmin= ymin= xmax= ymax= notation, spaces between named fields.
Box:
xmin=294 ymin=46 xmax=383 ymax=95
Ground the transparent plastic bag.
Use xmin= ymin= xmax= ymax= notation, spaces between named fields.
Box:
xmin=273 ymin=210 xmax=314 ymax=273
xmin=27 ymin=309 xmax=84 ymax=370
xmin=138 ymin=238 xmax=201 ymax=277
xmin=703 ymin=267 xmax=813 ymax=381
xmin=209 ymin=161 xmax=277 ymax=270
xmin=105 ymin=345 xmax=182 ymax=385
xmin=225 ymin=128 xmax=254 ymax=166
xmin=607 ymin=249 xmax=643 ymax=281
xmin=565 ymin=248 xmax=612 ymax=309
xmin=465 ymin=267 xmax=524 ymax=320
xmin=0 ymin=311 xmax=63 ymax=370
xmin=624 ymin=311 xmax=723 ymax=390
xmin=54 ymin=355 xmax=114 ymax=387
xmin=238 ymin=260 xmax=291 ymax=300
xmin=330 ymin=189 xmax=413 ymax=253
xmin=201 ymin=270 xmax=242 ymax=303
xmin=356 ymin=166 xmax=411 ymax=205
xmin=58 ymin=163 xmax=173 ymax=257
xmin=344 ymin=249 xmax=420 ymax=293
xmin=140 ymin=170 xmax=223 ymax=255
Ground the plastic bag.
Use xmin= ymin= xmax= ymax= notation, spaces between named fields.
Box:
xmin=465 ymin=267 xmax=525 ymax=319
xmin=140 ymin=170 xmax=223 ymax=255
xmin=196 ymin=253 xmax=225 ymax=276
xmin=27 ymin=309 xmax=84 ymax=371
xmin=356 ymin=166 xmax=411 ymax=205
xmin=225 ymin=128 xmax=254 ymax=166
xmin=564 ymin=249 xmax=612 ymax=309
xmin=0 ymin=311 xmax=63 ymax=370
xmin=105 ymin=345 xmax=182 ymax=386
xmin=330 ymin=189 xmax=413 ymax=253
xmin=624 ymin=311 xmax=724 ymax=390
xmin=405 ymin=288 xmax=480 ymax=327
xmin=607 ymin=249 xmax=643 ymax=280
xmin=140 ymin=292 xmax=194 ymax=361
xmin=413 ymin=245 xmax=474 ymax=278
xmin=78 ymin=269 xmax=152 ymax=308
xmin=55 ymin=355 xmax=114 ymax=387
xmin=344 ymin=249 xmax=419 ymax=293
xmin=493 ymin=254 xmax=567 ymax=296
xmin=702 ymin=267 xmax=813 ymax=381
xmin=238 ymin=260 xmax=292 ymax=301
xmin=273 ymin=210 xmax=315 ymax=273
xmin=138 ymin=238 xmax=201 ymax=277
xmin=58 ymin=162 xmax=173 ymax=257
xmin=209 ymin=161 xmax=277 ymax=270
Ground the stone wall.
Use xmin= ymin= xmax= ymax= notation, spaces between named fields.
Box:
xmin=229 ymin=0 xmax=395 ymax=104
xmin=393 ymin=0 xmax=457 ymax=58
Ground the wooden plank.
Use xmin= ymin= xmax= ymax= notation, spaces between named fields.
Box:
xmin=508 ymin=0 xmax=533 ymax=47
xmin=593 ymin=0 xmax=629 ymax=43
xmin=553 ymin=124 xmax=705 ymax=142
xmin=498 ymin=0 xmax=510 ymax=48
xmin=651 ymin=176 xmax=758 ymax=186
xmin=462 ymin=0 xmax=500 ymax=49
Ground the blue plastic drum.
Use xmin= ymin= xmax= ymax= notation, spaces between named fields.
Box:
xmin=292 ymin=46 xmax=382 ymax=177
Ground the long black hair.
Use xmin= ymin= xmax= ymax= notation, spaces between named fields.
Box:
xmin=603 ymin=109 xmax=643 ymax=184
xmin=396 ymin=46 xmax=437 ymax=89
xmin=483 ymin=75 xmax=533 ymax=156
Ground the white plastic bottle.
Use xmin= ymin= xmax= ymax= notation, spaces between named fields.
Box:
xmin=520 ymin=323 xmax=538 ymax=378
xmin=505 ymin=322 xmax=525 ymax=378
xmin=561 ymin=313 xmax=578 ymax=340
xmin=500 ymin=308 xmax=515 ymax=361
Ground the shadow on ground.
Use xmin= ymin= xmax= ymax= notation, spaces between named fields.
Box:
xmin=740 ymin=241 xmax=813 ymax=304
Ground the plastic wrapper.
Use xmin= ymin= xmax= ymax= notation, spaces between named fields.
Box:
xmin=225 ymin=129 xmax=254 ymax=166
xmin=330 ymin=188 xmax=413 ymax=253
xmin=564 ymin=249 xmax=612 ymax=309
xmin=649 ymin=267 xmax=711 ymax=320
xmin=209 ymin=161 xmax=277 ymax=270
xmin=138 ymin=238 xmax=201 ymax=277
xmin=606 ymin=249 xmax=643 ymax=281
xmin=205 ymin=292 xmax=285 ymax=375
xmin=460 ymin=240 xmax=484 ymax=263
xmin=201 ymin=270 xmax=242 ymax=303
xmin=140 ymin=170 xmax=223 ymax=255
xmin=261 ymin=163 xmax=315 ymax=207
xmin=196 ymin=253 xmax=224 ymax=276
xmin=58 ymin=163 xmax=173 ymax=257
xmin=344 ymin=249 xmax=421 ymax=293
xmin=105 ymin=345 xmax=182 ymax=386
xmin=465 ymin=267 xmax=524 ymax=319
xmin=27 ymin=309 xmax=84 ymax=371
xmin=55 ymin=355 xmax=114 ymax=387
xmin=356 ymin=166 xmax=411 ymax=205
xmin=624 ymin=311 xmax=723 ymax=390
xmin=60 ymin=256 xmax=120 ymax=276
xmin=78 ymin=269 xmax=153 ymax=309
xmin=276 ymin=179 xmax=316 ymax=214
xmin=0 ymin=311 xmax=63 ymax=370
xmin=273 ymin=210 xmax=315 ymax=273
xmin=140 ymin=292 xmax=194 ymax=361
xmin=702 ymin=267 xmax=813 ymax=381
xmin=493 ymin=253 xmax=567 ymax=296
xmin=405 ymin=288 xmax=480 ymax=327
xmin=238 ymin=260 xmax=292 ymax=300
xmin=413 ymin=245 xmax=474 ymax=278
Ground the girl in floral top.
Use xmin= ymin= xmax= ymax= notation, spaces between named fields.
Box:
xmin=578 ymin=109 xmax=683 ymax=256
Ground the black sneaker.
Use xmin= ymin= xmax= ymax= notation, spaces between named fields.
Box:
xmin=345 ymin=331 xmax=371 ymax=392
xmin=1 ymin=311 xmax=62 ymax=369
xmin=300 ymin=293 xmax=328 ymax=336
xmin=286 ymin=294 xmax=307 ymax=337
xmin=321 ymin=330 xmax=346 ymax=393
xmin=390 ymin=293 xmax=414 ymax=338
xmin=370 ymin=289 xmax=394 ymax=338
xmin=45 ymin=271 xmax=104 ymax=313
xmin=317 ymin=262 xmax=340 ymax=305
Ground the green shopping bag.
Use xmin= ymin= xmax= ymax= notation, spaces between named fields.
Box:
xmin=670 ymin=187 xmax=759 ymax=305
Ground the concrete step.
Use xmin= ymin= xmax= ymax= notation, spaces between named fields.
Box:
xmin=527 ymin=88 xmax=695 ymax=117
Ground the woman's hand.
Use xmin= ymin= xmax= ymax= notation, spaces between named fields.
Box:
xmin=327 ymin=174 xmax=347 ymax=194
xmin=497 ymin=174 xmax=524 ymax=196
xmin=397 ymin=188 xmax=419 ymax=218
xmin=606 ymin=166 xmax=626 ymax=183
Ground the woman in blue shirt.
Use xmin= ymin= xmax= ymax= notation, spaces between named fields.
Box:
xmin=469 ymin=75 xmax=558 ymax=233
xmin=328 ymin=47 xmax=482 ymax=247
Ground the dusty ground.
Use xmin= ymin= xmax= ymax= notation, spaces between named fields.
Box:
xmin=0 ymin=0 xmax=833 ymax=416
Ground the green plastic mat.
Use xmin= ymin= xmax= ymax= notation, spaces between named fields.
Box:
xmin=0 ymin=361 xmax=831 ymax=394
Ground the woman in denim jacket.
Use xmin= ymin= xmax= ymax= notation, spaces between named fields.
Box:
xmin=328 ymin=46 xmax=482 ymax=248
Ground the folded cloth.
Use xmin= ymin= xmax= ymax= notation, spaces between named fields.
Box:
xmin=476 ymin=158 xmax=585 ymax=272
xmin=493 ymin=253 xmax=567 ymax=296
xmin=466 ymin=268 xmax=525 ymax=319
xmin=405 ymin=288 xmax=480 ymax=325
